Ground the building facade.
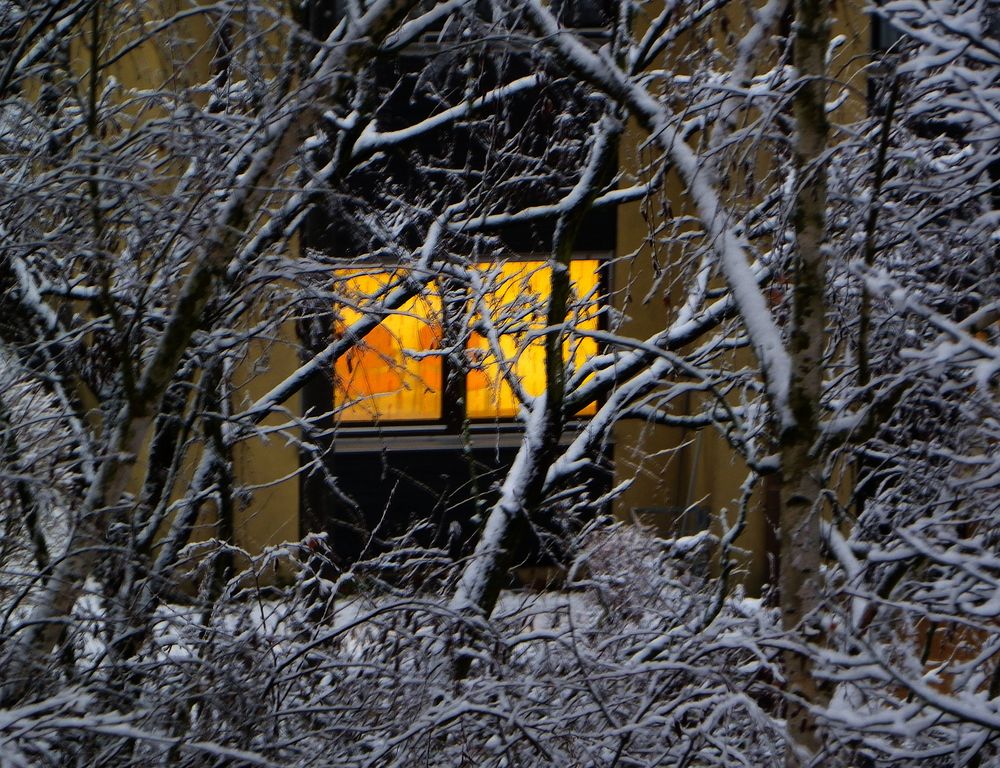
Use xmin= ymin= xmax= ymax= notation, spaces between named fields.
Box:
xmin=98 ymin=0 xmax=874 ymax=593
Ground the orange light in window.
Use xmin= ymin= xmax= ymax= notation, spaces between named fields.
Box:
xmin=466 ymin=260 xmax=599 ymax=419
xmin=333 ymin=271 xmax=442 ymax=422
xmin=333 ymin=260 xmax=600 ymax=423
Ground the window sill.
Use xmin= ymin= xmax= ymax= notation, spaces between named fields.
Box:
xmin=332 ymin=422 xmax=595 ymax=453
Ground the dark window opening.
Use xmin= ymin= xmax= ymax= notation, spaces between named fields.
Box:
xmin=298 ymin=2 xmax=616 ymax=570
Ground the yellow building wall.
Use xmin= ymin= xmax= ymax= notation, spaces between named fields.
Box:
xmin=610 ymin=0 xmax=872 ymax=594
xmin=230 ymin=323 xmax=302 ymax=552
xmin=83 ymin=0 xmax=301 ymax=554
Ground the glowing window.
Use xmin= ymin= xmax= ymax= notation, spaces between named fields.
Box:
xmin=333 ymin=271 xmax=442 ymax=423
xmin=466 ymin=260 xmax=599 ymax=419
xmin=333 ymin=260 xmax=601 ymax=424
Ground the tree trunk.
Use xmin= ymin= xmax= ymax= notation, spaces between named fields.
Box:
xmin=780 ymin=0 xmax=833 ymax=762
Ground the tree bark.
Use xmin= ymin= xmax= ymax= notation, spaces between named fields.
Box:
xmin=779 ymin=0 xmax=833 ymax=762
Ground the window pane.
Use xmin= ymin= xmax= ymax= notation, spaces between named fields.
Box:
xmin=466 ymin=260 xmax=600 ymax=419
xmin=333 ymin=271 xmax=442 ymax=422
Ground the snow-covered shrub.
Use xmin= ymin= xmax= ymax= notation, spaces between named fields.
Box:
xmin=0 ymin=524 xmax=786 ymax=767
